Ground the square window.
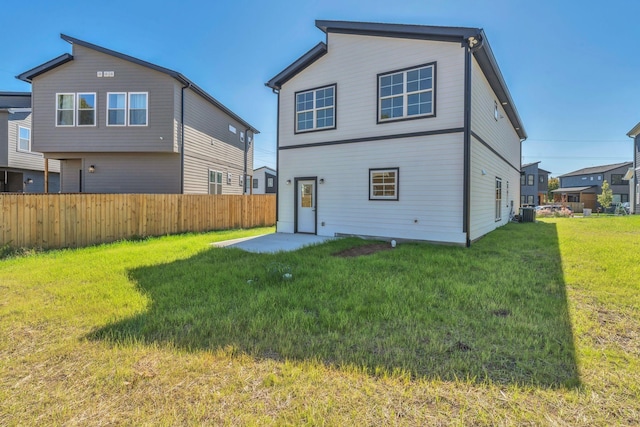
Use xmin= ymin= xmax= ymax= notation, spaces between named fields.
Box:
xmin=295 ymin=85 xmax=336 ymax=132
xmin=369 ymin=168 xmax=399 ymax=200
xmin=378 ymin=63 xmax=435 ymax=122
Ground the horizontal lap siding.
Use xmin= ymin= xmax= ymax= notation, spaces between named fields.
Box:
xmin=469 ymin=56 xmax=521 ymax=241
xmin=278 ymin=133 xmax=465 ymax=244
xmin=6 ymin=112 xmax=62 ymax=172
xmin=181 ymin=88 xmax=249 ymax=194
xmin=31 ymin=45 xmax=176 ymax=154
xmin=0 ymin=113 xmax=8 ymax=164
xmin=278 ymin=33 xmax=465 ymax=147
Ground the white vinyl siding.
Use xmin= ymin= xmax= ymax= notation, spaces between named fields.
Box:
xmin=278 ymin=33 xmax=465 ymax=148
xmin=277 ymin=133 xmax=465 ymax=244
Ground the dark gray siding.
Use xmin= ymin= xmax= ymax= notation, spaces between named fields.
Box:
xmin=61 ymin=159 xmax=82 ymax=192
xmin=31 ymin=44 xmax=177 ymax=154
xmin=181 ymin=86 xmax=252 ymax=194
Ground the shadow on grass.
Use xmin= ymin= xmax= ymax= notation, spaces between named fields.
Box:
xmin=88 ymin=222 xmax=580 ymax=388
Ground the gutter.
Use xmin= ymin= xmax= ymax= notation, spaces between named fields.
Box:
xmin=243 ymin=128 xmax=250 ymax=194
xmin=181 ymin=82 xmax=191 ymax=194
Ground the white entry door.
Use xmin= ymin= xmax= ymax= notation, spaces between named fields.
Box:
xmin=297 ymin=179 xmax=316 ymax=234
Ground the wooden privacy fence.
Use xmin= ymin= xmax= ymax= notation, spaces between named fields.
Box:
xmin=0 ymin=193 xmax=276 ymax=249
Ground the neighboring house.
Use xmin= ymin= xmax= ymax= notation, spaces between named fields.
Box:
xmin=554 ymin=162 xmax=633 ymax=210
xmin=1 ymin=92 xmax=60 ymax=193
xmin=252 ymin=166 xmax=277 ymax=194
xmin=626 ymin=123 xmax=640 ymax=214
xmin=520 ymin=161 xmax=550 ymax=206
xmin=16 ymin=34 xmax=258 ymax=194
xmin=266 ymin=20 xmax=526 ymax=246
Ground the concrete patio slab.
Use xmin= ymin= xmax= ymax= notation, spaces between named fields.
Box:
xmin=213 ymin=233 xmax=335 ymax=253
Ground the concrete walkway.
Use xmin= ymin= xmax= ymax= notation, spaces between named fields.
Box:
xmin=213 ymin=233 xmax=335 ymax=253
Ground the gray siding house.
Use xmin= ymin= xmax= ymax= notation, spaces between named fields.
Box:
xmin=626 ymin=123 xmax=640 ymax=214
xmin=520 ymin=161 xmax=549 ymax=206
xmin=555 ymin=162 xmax=633 ymax=210
xmin=17 ymin=35 xmax=258 ymax=194
xmin=1 ymin=92 xmax=60 ymax=193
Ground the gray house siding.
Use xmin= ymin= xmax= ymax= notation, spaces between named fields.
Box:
xmin=520 ymin=163 xmax=549 ymax=206
xmin=635 ymin=136 xmax=640 ymax=213
xmin=559 ymin=163 xmax=632 ymax=207
xmin=181 ymin=85 xmax=252 ymax=194
xmin=1 ymin=108 xmax=60 ymax=193
xmin=31 ymin=45 xmax=177 ymax=154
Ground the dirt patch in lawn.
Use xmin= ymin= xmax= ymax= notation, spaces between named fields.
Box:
xmin=333 ymin=243 xmax=392 ymax=258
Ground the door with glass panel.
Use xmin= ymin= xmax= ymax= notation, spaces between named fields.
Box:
xmin=296 ymin=179 xmax=316 ymax=234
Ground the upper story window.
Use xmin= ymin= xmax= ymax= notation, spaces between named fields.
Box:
xmin=56 ymin=93 xmax=75 ymax=126
xmin=295 ymin=84 xmax=335 ymax=133
xmin=539 ymin=175 xmax=545 ymax=183
xmin=77 ymin=93 xmax=96 ymax=126
xmin=369 ymin=168 xmax=399 ymax=201
xmin=610 ymin=174 xmax=624 ymax=185
xmin=378 ymin=63 xmax=435 ymax=123
xmin=107 ymin=92 xmax=126 ymax=126
xmin=18 ymin=126 xmax=31 ymax=152
xmin=253 ymin=178 xmax=259 ymax=189
xmin=527 ymin=174 xmax=534 ymax=186
xmin=129 ymin=93 xmax=148 ymax=126
xmin=520 ymin=174 xmax=525 ymax=186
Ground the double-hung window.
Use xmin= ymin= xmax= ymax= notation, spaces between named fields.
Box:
xmin=295 ymin=85 xmax=335 ymax=132
xmin=56 ymin=93 xmax=75 ymax=126
xmin=18 ymin=127 xmax=31 ymax=152
xmin=378 ymin=63 xmax=435 ymax=122
xmin=209 ymin=170 xmax=223 ymax=195
xmin=370 ymin=168 xmax=399 ymax=201
xmin=107 ymin=92 xmax=126 ymax=126
xmin=129 ymin=92 xmax=148 ymax=126
xmin=77 ymin=93 xmax=96 ymax=126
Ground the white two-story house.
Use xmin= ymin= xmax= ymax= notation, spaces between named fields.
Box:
xmin=17 ymin=34 xmax=258 ymax=194
xmin=266 ymin=20 xmax=526 ymax=246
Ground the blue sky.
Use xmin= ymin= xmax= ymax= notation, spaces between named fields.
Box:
xmin=1 ymin=0 xmax=637 ymax=176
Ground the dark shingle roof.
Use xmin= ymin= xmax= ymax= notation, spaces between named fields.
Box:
xmin=16 ymin=34 xmax=258 ymax=134
xmin=559 ymin=162 xmax=633 ymax=177
xmin=266 ymin=20 xmax=526 ymax=139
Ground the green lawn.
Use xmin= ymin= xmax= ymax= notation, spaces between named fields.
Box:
xmin=1 ymin=219 xmax=638 ymax=425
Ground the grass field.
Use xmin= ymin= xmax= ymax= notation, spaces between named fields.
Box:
xmin=1 ymin=218 xmax=639 ymax=425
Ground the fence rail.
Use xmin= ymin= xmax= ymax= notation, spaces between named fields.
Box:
xmin=0 ymin=193 xmax=276 ymax=249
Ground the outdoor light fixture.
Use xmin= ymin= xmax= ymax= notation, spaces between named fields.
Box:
xmin=319 ymin=178 xmax=325 ymax=184
xmin=25 ymin=178 xmax=33 ymax=184
xmin=89 ymin=165 xmax=96 ymax=173
xmin=286 ymin=179 xmax=292 ymax=185
xmin=481 ymin=169 xmax=487 ymax=175
xmin=468 ymin=36 xmax=479 ymax=48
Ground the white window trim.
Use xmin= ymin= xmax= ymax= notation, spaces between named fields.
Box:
xmin=369 ymin=168 xmax=399 ymax=201
xmin=56 ymin=93 xmax=75 ymax=127
xmin=106 ymin=92 xmax=127 ymax=126
xmin=378 ymin=63 xmax=435 ymax=123
xmin=495 ymin=177 xmax=503 ymax=221
xmin=295 ymin=84 xmax=336 ymax=133
xmin=17 ymin=126 xmax=31 ymax=152
xmin=209 ymin=169 xmax=223 ymax=195
xmin=77 ymin=92 xmax=97 ymax=127
xmin=128 ymin=92 xmax=148 ymax=127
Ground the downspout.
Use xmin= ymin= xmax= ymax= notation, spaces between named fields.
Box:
xmin=180 ymin=82 xmax=191 ymax=194
xmin=243 ymin=128 xmax=250 ymax=194
xmin=463 ymin=35 xmax=484 ymax=247
xmin=274 ymin=87 xmax=280 ymax=224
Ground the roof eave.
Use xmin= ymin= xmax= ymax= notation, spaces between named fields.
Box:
xmin=16 ymin=53 xmax=74 ymax=83
xmin=266 ymin=42 xmax=328 ymax=90
xmin=626 ymin=121 xmax=640 ymax=138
